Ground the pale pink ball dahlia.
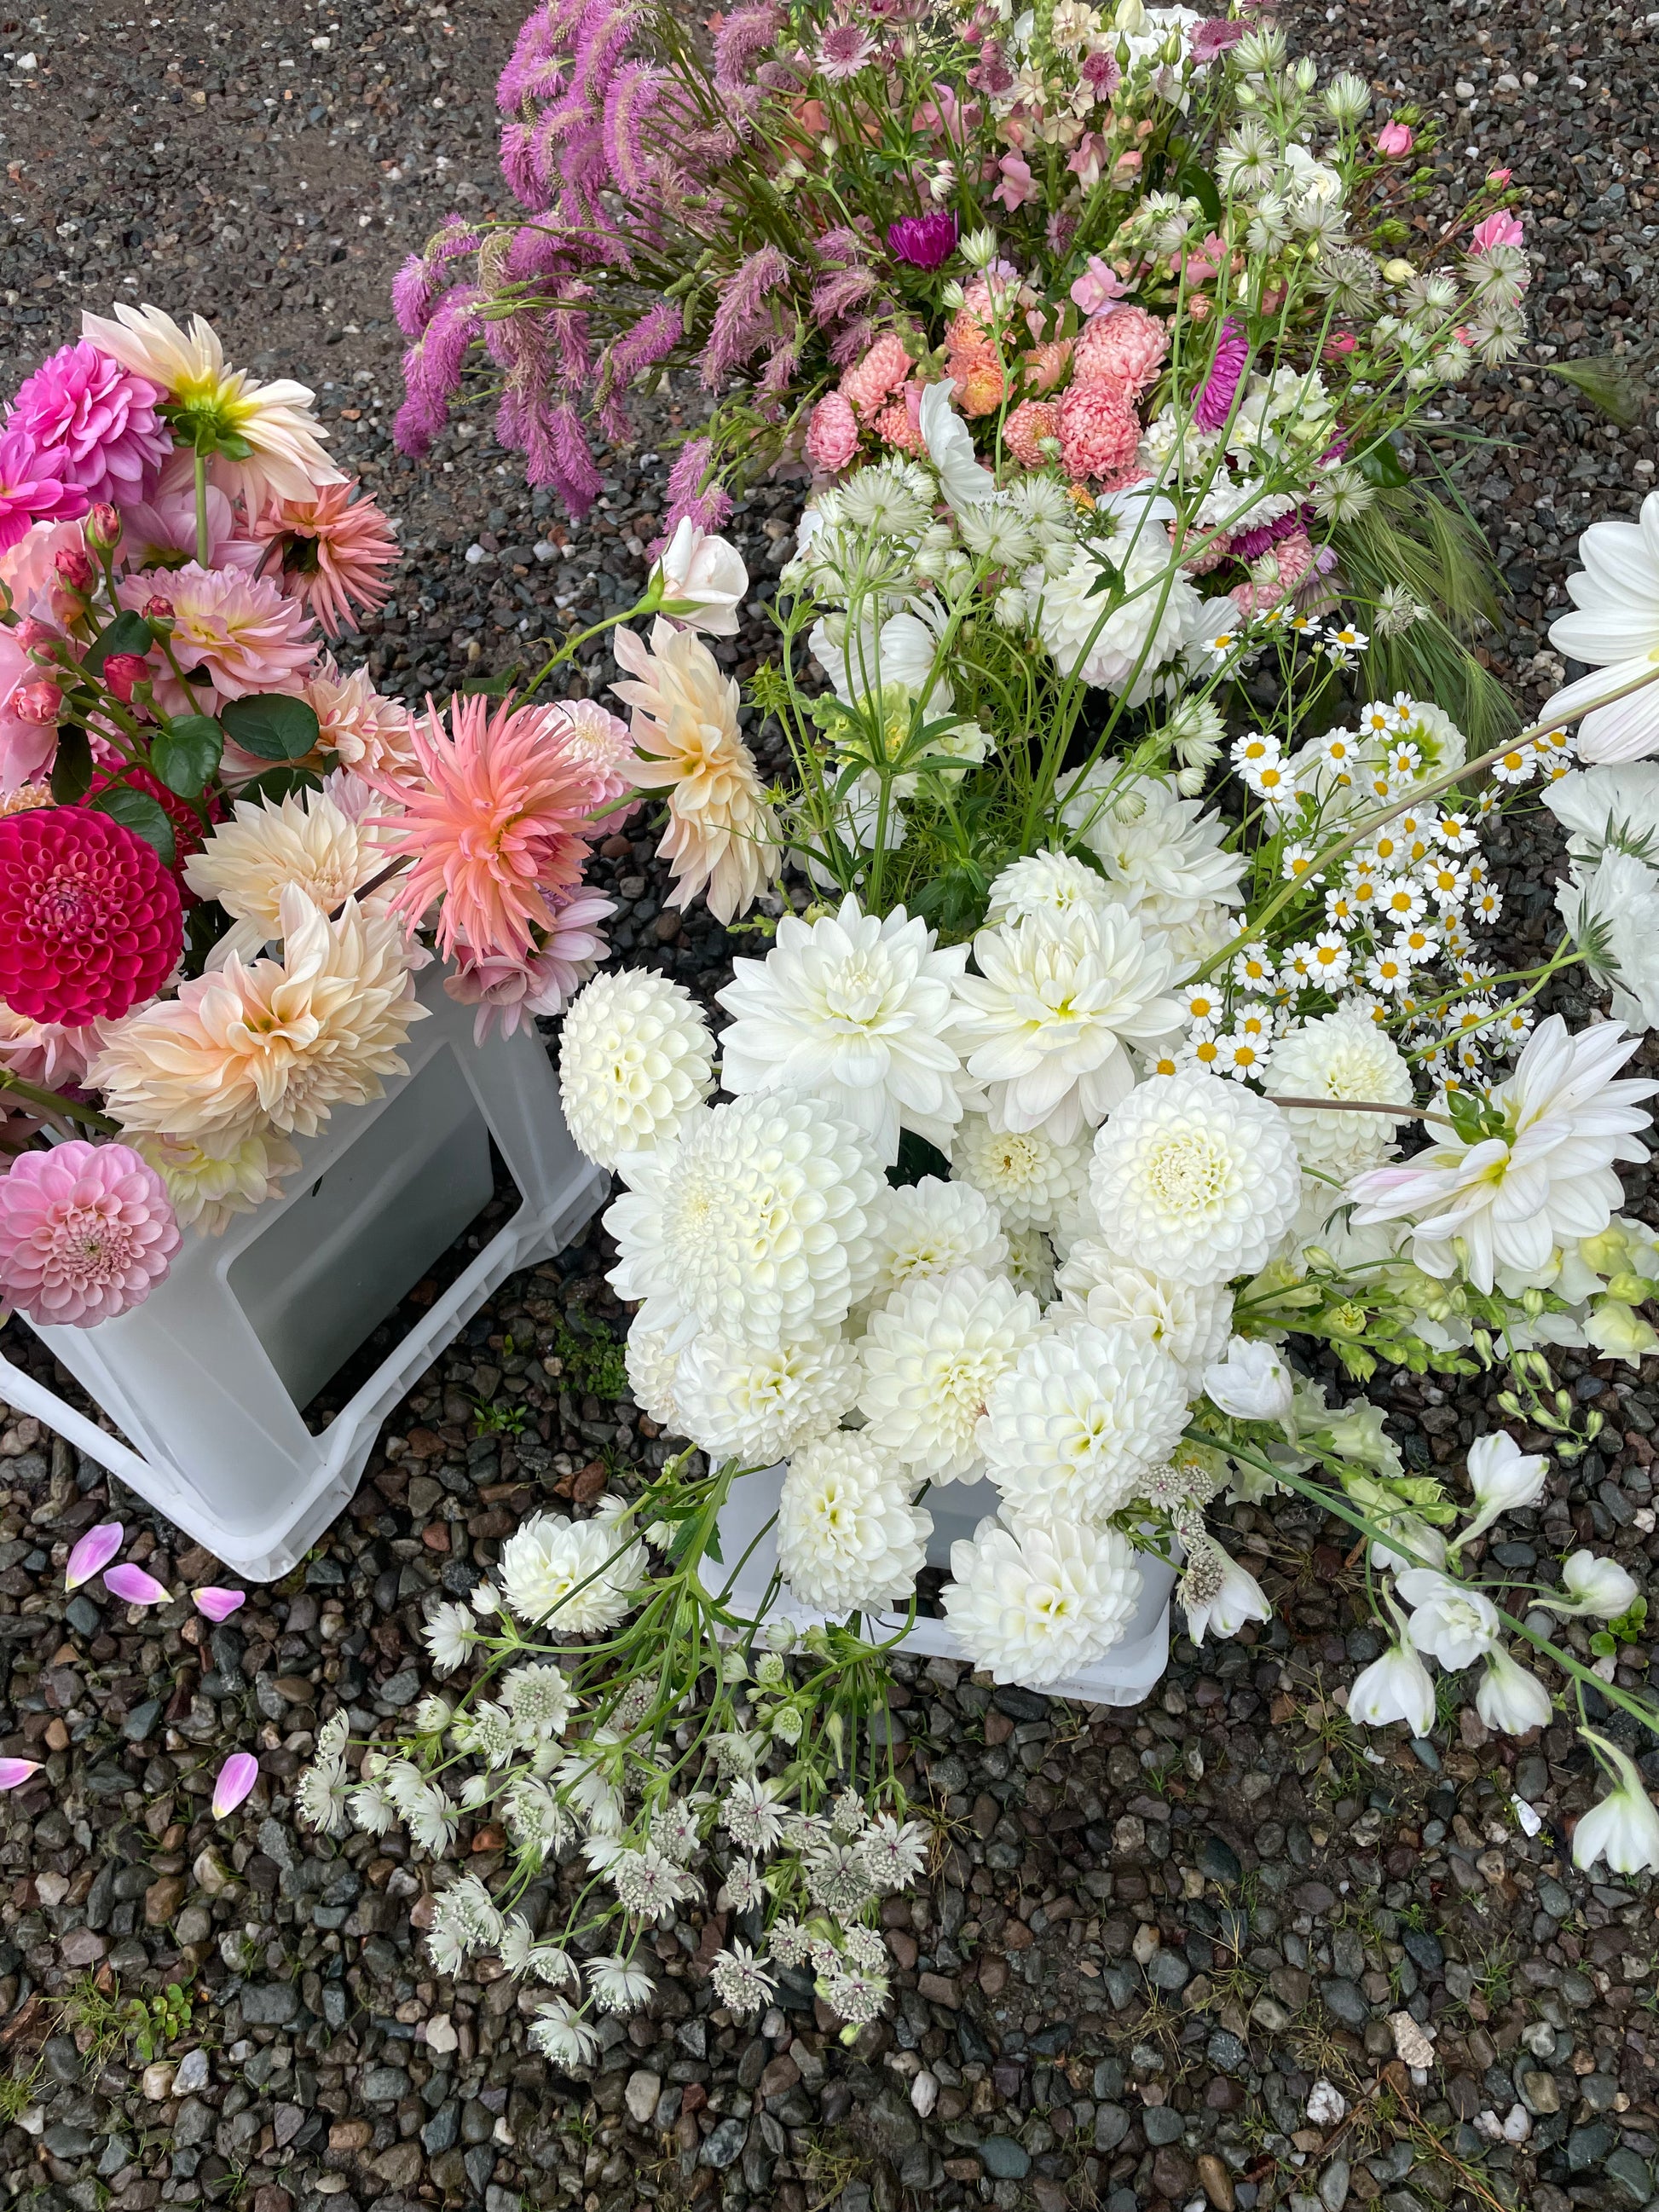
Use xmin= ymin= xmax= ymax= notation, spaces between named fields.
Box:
xmin=1056 ymin=383 xmax=1140 ymax=482
xmin=6 ymin=341 xmax=171 ymax=507
xmin=839 ymin=334 xmax=912 ymax=418
xmin=1004 ymin=400 xmax=1060 ymax=471
xmin=0 ymin=1140 xmax=180 ymax=1327
xmin=1019 ymin=338 xmax=1072 ymax=396
xmin=0 ymin=807 xmax=182 ymax=1025
xmin=805 ymin=391 xmax=859 ymax=475
xmin=1072 ymin=306 xmax=1170 ymax=399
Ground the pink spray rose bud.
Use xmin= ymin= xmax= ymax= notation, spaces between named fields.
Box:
xmin=65 ymin=1520 xmax=124 ymax=1591
xmin=212 ymin=1751 xmax=260 ymax=1819
xmin=1488 ymin=167 xmax=1512 ymax=186
xmin=85 ymin=503 xmax=123 ymax=554
xmin=194 ymin=1585 xmax=246 ymax=1623
xmin=0 ymin=1759 xmax=41 ymax=1791
xmin=53 ymin=545 xmax=95 ymax=592
xmin=142 ymin=595 xmax=175 ymax=623
xmin=104 ymin=1561 xmax=170 ymax=1606
xmin=15 ymin=617 xmax=57 ymax=655
xmin=102 ymin=651 xmax=152 ymax=704
xmin=13 ymin=680 xmax=62 ymax=726
xmin=1376 ymin=121 xmax=1414 ymax=157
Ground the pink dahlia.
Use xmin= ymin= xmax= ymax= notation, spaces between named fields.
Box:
xmin=0 ymin=806 xmax=183 ymax=1025
xmin=840 ymin=335 xmax=912 ymax=418
xmin=1003 ymin=400 xmax=1060 ymax=471
xmin=1056 ymin=383 xmax=1141 ymax=482
xmin=117 ymin=458 xmax=262 ymax=575
xmin=117 ymin=562 xmax=319 ymax=709
xmin=548 ymin=697 xmax=638 ymax=812
xmin=1072 ymin=306 xmax=1169 ymax=399
xmin=805 ymin=391 xmax=859 ymax=476
xmin=256 ymin=480 xmax=399 ymax=640
xmin=873 ymin=395 xmax=927 ymax=456
xmin=372 ymin=694 xmax=602 ymax=963
xmin=0 ymin=1140 xmax=179 ymax=1328
xmin=443 ymin=886 xmax=617 ymax=1044
xmin=0 ymin=427 xmax=89 ymax=556
xmin=6 ymin=341 xmax=171 ymax=507
xmin=1019 ymin=339 xmax=1072 ymax=396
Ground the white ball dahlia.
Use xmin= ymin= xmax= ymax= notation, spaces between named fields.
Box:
xmin=1062 ymin=770 xmax=1246 ymax=934
xmin=1052 ymin=1245 xmax=1234 ymax=1383
xmin=951 ymin=1113 xmax=1090 ymax=1233
xmin=714 ymin=894 xmax=972 ymax=1164
xmin=777 ymin=1433 xmax=932 ymax=1614
xmin=497 ymin=1510 xmax=645 ymax=1632
xmin=942 ymin=1515 xmax=1142 ymax=1687
xmin=1031 ymin=533 xmax=1201 ymax=705
xmin=985 ymin=850 xmax=1113 ymax=929
xmin=624 ymin=1325 xmax=685 ymax=1433
xmin=858 ymin=1265 xmax=1042 ymax=1482
xmin=606 ymin=1092 xmax=883 ymax=1350
xmin=1002 ymin=1222 xmax=1057 ymax=1305
xmin=979 ymin=1320 xmax=1188 ymax=1529
xmin=866 ymin=1175 xmax=1008 ymax=1307
xmin=558 ymin=971 xmax=714 ymax=1169
xmin=1087 ymin=1070 xmax=1303 ymax=1286
xmin=1263 ymin=1007 xmax=1416 ymax=1181
xmin=674 ymin=1335 xmax=860 ymax=1465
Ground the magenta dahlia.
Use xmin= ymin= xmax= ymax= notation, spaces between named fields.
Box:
xmin=0 ymin=1139 xmax=179 ymax=1327
xmin=6 ymin=342 xmax=171 ymax=507
xmin=0 ymin=807 xmax=183 ymax=1026
xmin=0 ymin=427 xmax=90 ymax=556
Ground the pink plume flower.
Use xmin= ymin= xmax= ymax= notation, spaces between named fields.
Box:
xmin=1056 ymin=382 xmax=1141 ymax=482
xmin=1072 ymin=305 xmax=1169 ymax=399
xmin=105 ymin=1561 xmax=171 ymax=1606
xmin=212 ymin=1750 xmax=260 ymax=1819
xmin=0 ymin=1759 xmax=41 ymax=1790
xmin=194 ymin=1585 xmax=246 ymax=1623
xmin=805 ymin=391 xmax=860 ymax=475
xmin=66 ymin=1521 xmax=124 ymax=1591
xmin=1376 ymin=121 xmax=1414 ymax=157
xmin=0 ymin=1140 xmax=180 ymax=1327
xmin=7 ymin=341 xmax=171 ymax=507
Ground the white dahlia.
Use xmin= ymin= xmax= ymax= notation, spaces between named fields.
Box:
xmin=497 ymin=1510 xmax=645 ymax=1632
xmin=1088 ymin=1070 xmax=1303 ymax=1286
xmin=606 ymin=1092 xmax=882 ymax=1350
xmin=776 ymin=1433 xmax=932 ymax=1614
xmin=985 ymin=850 xmax=1113 ymax=929
xmin=1062 ymin=771 xmax=1246 ymax=934
xmin=858 ymin=1265 xmax=1042 ymax=1481
xmin=951 ymin=906 xmax=1184 ymax=1144
xmin=624 ymin=1325 xmax=685 ymax=1433
xmin=558 ymin=970 xmax=715 ymax=1170
xmin=1002 ymin=1222 xmax=1057 ymax=1304
xmin=979 ymin=1320 xmax=1188 ymax=1529
xmin=715 ymin=895 xmax=971 ymax=1164
xmin=951 ymin=1112 xmax=1091 ymax=1232
xmin=866 ymin=1175 xmax=1008 ymax=1306
xmin=674 ymin=1335 xmax=861 ymax=1465
xmin=1031 ymin=533 xmax=1201 ymax=704
xmin=1052 ymin=1245 xmax=1234 ymax=1383
xmin=942 ymin=1515 xmax=1142 ymax=1686
xmin=1263 ymin=1007 xmax=1416 ymax=1181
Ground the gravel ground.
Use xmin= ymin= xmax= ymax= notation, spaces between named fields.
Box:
xmin=3 ymin=5 xmax=1659 ymax=2212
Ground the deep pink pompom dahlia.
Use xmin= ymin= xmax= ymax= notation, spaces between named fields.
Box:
xmin=0 ymin=1140 xmax=179 ymax=1327
xmin=0 ymin=807 xmax=183 ymax=1026
xmin=6 ymin=342 xmax=171 ymax=507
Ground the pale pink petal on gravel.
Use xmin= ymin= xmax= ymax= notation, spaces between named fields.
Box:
xmin=66 ymin=1521 xmax=123 ymax=1590
xmin=104 ymin=1562 xmax=170 ymax=1606
xmin=193 ymin=1585 xmax=246 ymax=1622
xmin=211 ymin=1752 xmax=260 ymax=1819
xmin=0 ymin=1759 xmax=41 ymax=1789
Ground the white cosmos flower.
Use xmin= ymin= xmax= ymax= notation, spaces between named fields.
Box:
xmin=558 ymin=970 xmax=715 ymax=1170
xmin=1346 ymin=1639 xmax=1436 ymax=1736
xmin=1556 ymin=846 xmax=1659 ymax=1031
xmin=654 ymin=518 xmax=749 ymax=637
xmin=951 ymin=906 xmax=1184 ymax=1144
xmin=1571 ymin=1731 xmax=1659 ymax=1875
xmin=951 ymin=1112 xmax=1091 ymax=1231
xmin=1202 ymin=1336 xmax=1295 ymax=1423
xmin=1544 ymin=489 xmax=1659 ymax=763
xmin=1396 ymin=1568 xmax=1500 ymax=1668
xmin=942 ymin=1514 xmax=1142 ymax=1686
xmin=1546 ymin=1549 xmax=1640 ymax=1618
xmin=776 ymin=1432 xmax=932 ymax=1613
xmin=866 ymin=1175 xmax=1008 ymax=1304
xmin=673 ymin=1333 xmax=860 ymax=1465
xmin=1179 ymin=1538 xmax=1272 ymax=1646
xmin=716 ymin=896 xmax=973 ymax=1164
xmin=1543 ymin=760 xmax=1659 ymax=855
xmin=809 ymin=604 xmax=953 ymax=716
xmin=858 ymin=1265 xmax=1042 ymax=1481
xmin=985 ymin=850 xmax=1114 ymax=928
xmin=978 ymin=1320 xmax=1188 ymax=1529
xmin=1088 ymin=1069 xmax=1304 ymax=1287
xmin=1052 ymin=1245 xmax=1234 ymax=1383
xmin=1452 ymin=1432 xmax=1549 ymax=1552
xmin=1475 ymin=1647 xmax=1554 ymax=1735
xmin=1348 ymin=1015 xmax=1656 ymax=1292
xmin=1263 ymin=1008 xmax=1417 ymax=1181
xmin=496 ymin=1510 xmax=645 ymax=1632
xmin=1031 ymin=532 xmax=1202 ymax=704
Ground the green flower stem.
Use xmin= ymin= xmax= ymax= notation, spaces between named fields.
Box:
xmin=0 ymin=1067 xmax=119 ymax=1136
xmin=194 ymin=447 xmax=211 ymax=569
xmin=523 ymin=577 xmax=666 ymax=703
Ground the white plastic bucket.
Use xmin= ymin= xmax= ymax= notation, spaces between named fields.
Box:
xmin=706 ymin=1463 xmax=1173 ymax=1707
xmin=0 ymin=967 xmax=608 ymax=1581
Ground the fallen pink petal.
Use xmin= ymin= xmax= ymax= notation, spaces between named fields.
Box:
xmin=211 ymin=1752 xmax=260 ymax=1819
xmin=0 ymin=1759 xmax=41 ymax=1791
xmin=194 ymin=1585 xmax=246 ymax=1622
xmin=65 ymin=1521 xmax=124 ymax=1591
xmin=103 ymin=1562 xmax=171 ymax=1607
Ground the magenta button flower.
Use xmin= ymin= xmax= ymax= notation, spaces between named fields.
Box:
xmin=104 ymin=1562 xmax=170 ymax=1607
xmin=0 ymin=1759 xmax=41 ymax=1790
xmin=66 ymin=1521 xmax=124 ymax=1591
xmin=212 ymin=1751 xmax=260 ymax=1819
xmin=194 ymin=1586 xmax=246 ymax=1623
xmin=886 ymin=211 xmax=958 ymax=270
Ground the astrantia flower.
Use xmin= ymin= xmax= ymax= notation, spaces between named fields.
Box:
xmin=1052 ymin=1245 xmax=1234 ymax=1383
xmin=1543 ymin=489 xmax=1659 ymax=764
xmin=1088 ymin=1069 xmax=1303 ymax=1286
xmin=709 ymin=1941 xmax=777 ymax=2016
xmin=611 ymin=618 xmax=780 ymax=924
xmin=256 ymin=480 xmax=398 ymax=638
xmin=527 ymin=1998 xmax=600 ymax=2068
xmin=496 ymin=1510 xmax=645 ymax=1633
xmin=858 ymin=1265 xmax=1042 ymax=1481
xmin=372 ymin=693 xmax=599 ymax=964
xmin=1032 ymin=533 xmax=1201 ymax=703
xmin=421 ymin=1600 xmax=478 ymax=1674
xmin=89 ymin=883 xmax=423 ymax=1147
xmin=606 ymin=1092 xmax=883 ymax=1351
xmin=777 ymin=1431 xmax=931 ymax=1614
xmin=1348 ymin=1015 xmax=1656 ymax=1291
xmin=674 ymin=1333 xmax=860 ymax=1464
xmin=182 ymin=787 xmax=392 ymax=966
xmin=118 ymin=562 xmax=319 ymax=709
xmin=587 ymin=1954 xmax=656 ymax=2015
xmin=130 ymin=1126 xmax=302 ymax=1236
xmin=943 ymin=1514 xmax=1142 ymax=1687
xmin=1263 ymin=1008 xmax=1417 ymax=1181
xmin=7 ymin=339 xmax=170 ymax=505
xmin=558 ymin=968 xmax=714 ymax=1169
xmin=951 ymin=906 xmax=1182 ymax=1144
xmin=1178 ymin=1538 xmax=1271 ymax=1645
xmin=985 ymin=850 xmax=1113 ymax=929
xmin=0 ymin=1139 xmax=178 ymax=1326
xmin=856 ymin=1813 xmax=928 ymax=1891
xmin=979 ymin=1320 xmax=1187 ymax=1530
xmin=84 ymin=302 xmax=341 ymax=506
xmin=866 ymin=1175 xmax=1008 ymax=1306
xmin=716 ymin=895 xmax=971 ymax=1164
xmin=951 ymin=1112 xmax=1090 ymax=1231
xmin=0 ymin=806 xmax=182 ymax=1026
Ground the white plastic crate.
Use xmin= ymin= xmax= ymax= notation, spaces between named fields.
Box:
xmin=0 ymin=967 xmax=608 ymax=1582
xmin=705 ymin=1464 xmax=1174 ymax=1707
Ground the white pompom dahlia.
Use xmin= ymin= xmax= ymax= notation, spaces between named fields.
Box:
xmin=979 ymin=1320 xmax=1188 ymax=1528
xmin=985 ymin=850 xmax=1113 ymax=929
xmin=624 ymin=1325 xmax=685 ymax=1433
xmin=1088 ymin=1070 xmax=1302 ymax=1286
xmin=858 ymin=1265 xmax=1042 ymax=1481
xmin=951 ymin=1112 xmax=1091 ymax=1233
xmin=1052 ymin=1245 xmax=1234 ymax=1383
xmin=497 ymin=1510 xmax=645 ymax=1632
xmin=558 ymin=970 xmax=714 ymax=1169
xmin=943 ymin=1516 xmax=1142 ymax=1686
xmin=674 ymin=1334 xmax=860 ymax=1465
xmin=777 ymin=1433 xmax=933 ymax=1614
xmin=1263 ymin=1007 xmax=1415 ymax=1181
xmin=606 ymin=1092 xmax=883 ymax=1350
xmin=865 ymin=1175 xmax=1009 ymax=1306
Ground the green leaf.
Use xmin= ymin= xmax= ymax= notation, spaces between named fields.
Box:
xmin=1175 ymin=159 xmax=1222 ymax=226
xmin=1355 ymin=436 xmax=1412 ymax=489
xmin=1548 ymin=354 xmax=1648 ymax=430
xmin=460 ymin=667 xmax=524 ymax=698
xmin=49 ymin=724 xmax=94 ymax=805
xmin=90 ymin=785 xmax=176 ymax=867
xmin=221 ymin=692 xmax=322 ymax=761
xmin=236 ymin=764 xmax=323 ymax=807
xmin=151 ymin=714 xmax=223 ymax=798
xmin=84 ymin=609 xmax=153 ymax=677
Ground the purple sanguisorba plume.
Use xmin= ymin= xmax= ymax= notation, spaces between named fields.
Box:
xmin=602 ymin=61 xmax=673 ymax=197
xmin=1194 ymin=316 xmax=1250 ymax=431
xmin=714 ymin=1 xmax=782 ymax=102
xmin=887 ymin=211 xmax=959 ymax=269
xmin=395 ymin=285 xmax=486 ymax=456
xmin=699 ymin=245 xmax=791 ymax=388
xmin=390 ymin=217 xmax=483 ymax=340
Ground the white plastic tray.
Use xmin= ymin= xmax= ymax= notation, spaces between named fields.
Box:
xmin=706 ymin=1463 xmax=1174 ymax=1707
xmin=0 ymin=967 xmax=608 ymax=1580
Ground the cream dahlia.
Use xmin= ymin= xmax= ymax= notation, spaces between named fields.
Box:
xmin=674 ymin=1334 xmax=860 ymax=1465
xmin=1062 ymin=771 xmax=1246 ymax=933
xmin=130 ymin=1126 xmax=303 ymax=1235
xmin=301 ymin=659 xmax=419 ymax=780
xmin=558 ymin=970 xmax=714 ymax=1169
xmin=1052 ymin=1245 xmax=1234 ymax=1383
xmin=857 ymin=1265 xmax=1042 ymax=1482
xmin=942 ymin=1515 xmax=1142 ymax=1687
xmin=182 ymin=787 xmax=394 ymax=965
xmin=1031 ymin=533 xmax=1200 ymax=703
xmin=1087 ymin=1069 xmax=1303 ymax=1285
xmin=777 ymin=1433 xmax=931 ymax=1615
xmin=1263 ymin=1007 xmax=1416 ymax=1181
xmin=865 ymin=1175 xmax=1008 ymax=1307
xmin=496 ymin=1509 xmax=644 ymax=1632
xmin=984 ymin=850 xmax=1113 ymax=928
xmin=951 ymin=1112 xmax=1091 ymax=1231
xmin=979 ymin=1320 xmax=1188 ymax=1529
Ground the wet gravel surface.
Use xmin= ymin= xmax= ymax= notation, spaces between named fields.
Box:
xmin=3 ymin=3 xmax=1659 ymax=2211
